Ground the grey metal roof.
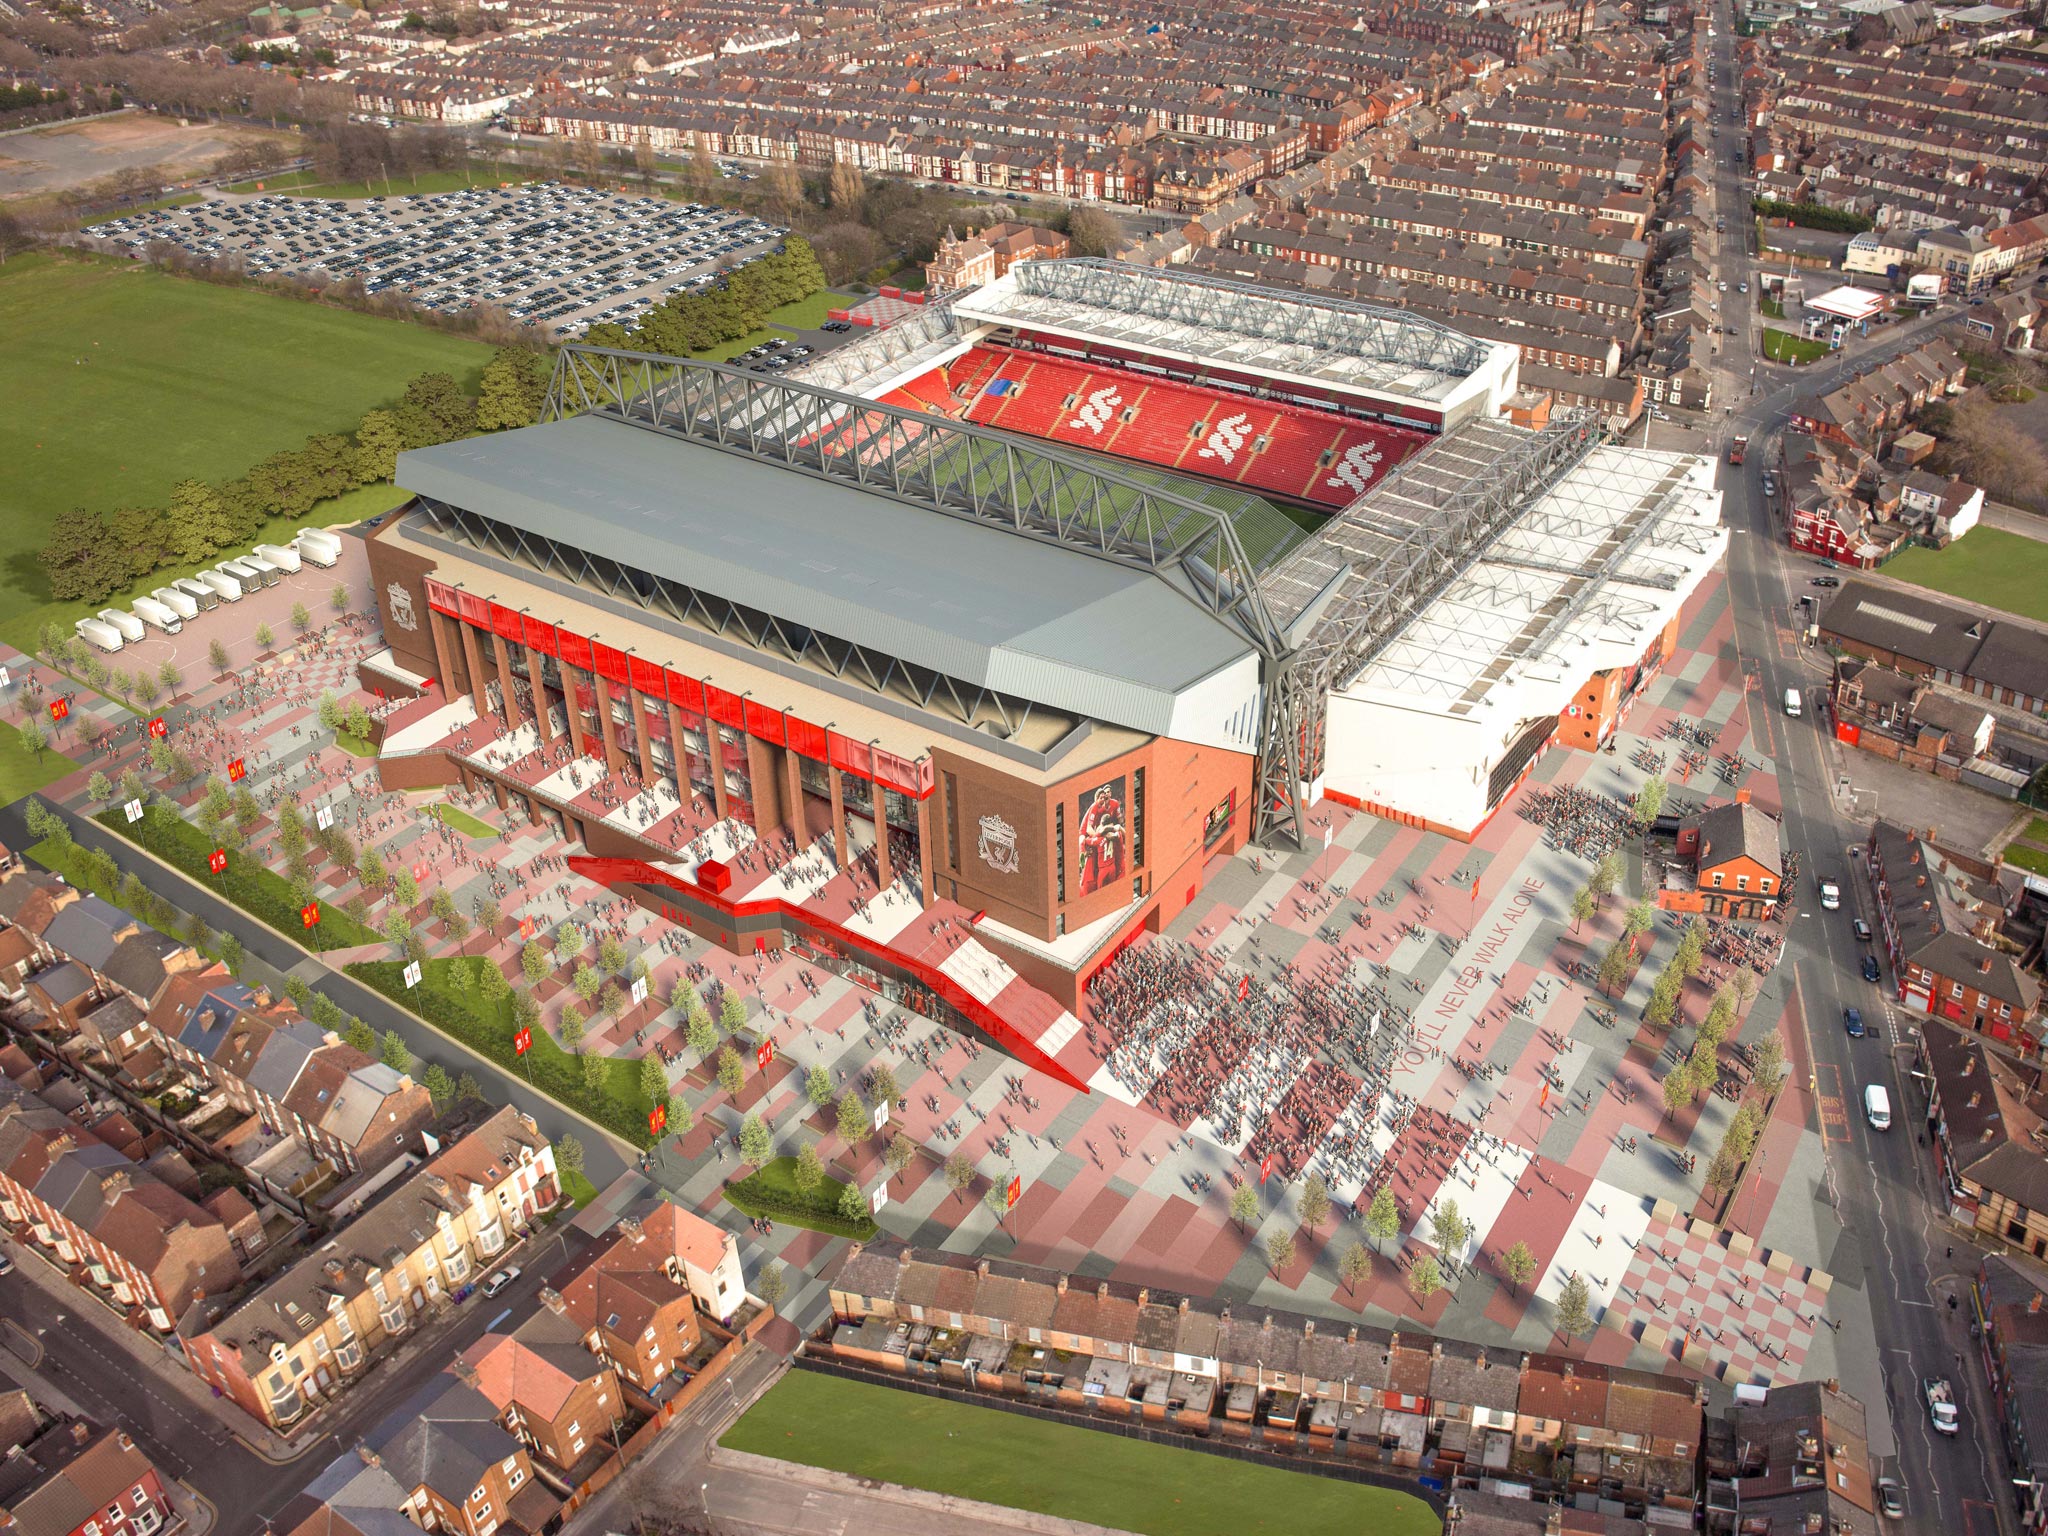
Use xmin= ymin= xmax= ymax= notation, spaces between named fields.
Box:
xmin=397 ymin=413 xmax=1254 ymax=736
xmin=322 ymin=1064 xmax=401 ymax=1146
xmin=244 ymin=1017 xmax=324 ymax=1102
xmin=41 ymin=898 xmax=132 ymax=973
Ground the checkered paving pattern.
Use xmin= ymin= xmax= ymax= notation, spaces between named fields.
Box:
xmin=1608 ymin=1213 xmax=1830 ymax=1387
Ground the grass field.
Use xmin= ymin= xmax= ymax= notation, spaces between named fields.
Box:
xmin=1763 ymin=328 xmax=1829 ymax=364
xmin=0 ymin=252 xmax=490 ymax=645
xmin=427 ymin=801 xmax=498 ymax=838
xmin=0 ymin=721 xmax=79 ymax=808
xmin=2005 ymin=842 xmax=2048 ymax=877
xmin=722 ymin=1371 xmax=1441 ymax=1536
xmin=81 ymin=192 xmax=204 ymax=226
xmin=723 ymin=1154 xmax=876 ymax=1240
xmin=227 ymin=161 xmax=538 ymax=201
xmin=1881 ymin=527 xmax=2048 ymax=624
xmin=695 ymin=290 xmax=858 ymax=363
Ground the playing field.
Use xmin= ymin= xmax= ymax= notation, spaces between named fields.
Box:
xmin=0 ymin=253 xmax=490 ymax=646
xmin=721 ymin=1370 xmax=1441 ymax=1536
xmin=1763 ymin=328 xmax=1829 ymax=364
xmin=1881 ymin=526 xmax=2048 ymax=624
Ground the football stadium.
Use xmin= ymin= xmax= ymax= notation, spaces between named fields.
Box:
xmin=361 ymin=259 xmax=1723 ymax=1069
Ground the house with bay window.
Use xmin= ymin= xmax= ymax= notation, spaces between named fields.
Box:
xmin=179 ymin=1107 xmax=556 ymax=1431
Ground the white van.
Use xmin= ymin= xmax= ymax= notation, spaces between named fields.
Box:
xmin=1783 ymin=687 xmax=1802 ymax=718
xmin=1864 ymin=1085 xmax=1891 ymax=1131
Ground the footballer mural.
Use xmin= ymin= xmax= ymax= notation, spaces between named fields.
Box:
xmin=1075 ymin=776 xmax=1128 ymax=897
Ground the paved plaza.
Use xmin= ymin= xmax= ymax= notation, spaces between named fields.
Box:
xmin=19 ymin=543 xmax=1856 ymax=1392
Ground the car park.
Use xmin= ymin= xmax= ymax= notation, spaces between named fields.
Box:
xmin=87 ymin=183 xmax=790 ymax=341
xmin=482 ymin=1265 xmax=522 ymax=1298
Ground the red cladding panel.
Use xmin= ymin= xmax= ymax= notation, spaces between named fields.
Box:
xmin=489 ymin=602 xmax=524 ymax=641
xmin=456 ymin=591 xmax=491 ymax=624
xmin=592 ymin=642 xmax=630 ymax=684
xmin=629 ymin=655 xmax=666 ymax=696
xmin=557 ymin=629 xmax=593 ymax=671
xmin=424 ymin=578 xmax=459 ymax=616
xmin=828 ymin=733 xmax=873 ymax=778
xmin=743 ymin=699 xmax=785 ymax=744
xmin=522 ymin=615 xmax=557 ymax=654
xmin=665 ymin=670 xmax=704 ymax=710
xmin=704 ymin=685 xmax=745 ymax=729
xmin=785 ymin=714 xmax=829 ymax=761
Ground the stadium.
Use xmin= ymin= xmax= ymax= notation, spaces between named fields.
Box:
xmin=360 ymin=259 xmax=1723 ymax=1073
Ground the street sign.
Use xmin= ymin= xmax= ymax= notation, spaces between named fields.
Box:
xmin=871 ymin=1184 xmax=889 ymax=1215
xmin=48 ymin=699 xmax=68 ymax=722
xmin=207 ymin=848 xmax=227 ymax=875
xmin=402 ymin=960 xmax=423 ymax=989
xmin=147 ymin=716 xmax=167 ymax=739
xmin=873 ymin=1099 xmax=890 ymax=1132
xmin=756 ymin=1038 xmax=775 ymax=1070
xmin=123 ymin=799 xmax=143 ymax=824
xmin=315 ymin=805 xmax=334 ymax=831
xmin=1258 ymin=1153 xmax=1274 ymax=1185
xmin=301 ymin=902 xmax=321 ymax=929
xmin=648 ymin=1102 xmax=667 ymax=1136
xmin=228 ymin=758 xmax=245 ymax=782
xmin=1005 ymin=1174 xmax=1022 ymax=1211
xmin=630 ymin=976 xmax=649 ymax=1006
xmin=514 ymin=1026 xmax=532 ymax=1057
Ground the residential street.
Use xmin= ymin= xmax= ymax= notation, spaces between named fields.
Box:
xmin=1703 ymin=16 xmax=2015 ymax=1536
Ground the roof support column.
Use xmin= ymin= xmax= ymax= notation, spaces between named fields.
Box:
xmin=428 ymin=608 xmax=458 ymax=702
xmin=664 ymin=699 xmax=692 ymax=805
xmin=500 ymin=640 xmax=526 ymax=732
xmin=916 ymin=793 xmax=935 ymax=909
xmin=457 ymin=618 xmax=490 ymax=722
xmin=526 ymin=646 xmax=554 ymax=747
xmin=873 ymin=784 xmax=894 ymax=892
xmin=631 ymin=688 xmax=655 ymax=789
xmin=781 ymin=745 xmax=806 ymax=852
xmin=561 ymin=666 xmax=589 ymax=759
xmin=596 ymin=682 xmax=623 ymax=776
xmin=829 ymin=767 xmax=848 ymax=872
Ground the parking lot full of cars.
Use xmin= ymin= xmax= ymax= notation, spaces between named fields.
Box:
xmin=85 ymin=182 xmax=788 ymax=338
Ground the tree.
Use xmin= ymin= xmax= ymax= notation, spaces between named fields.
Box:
xmin=688 ymin=1011 xmax=718 ymax=1061
xmin=1500 ymin=1239 xmax=1537 ymax=1295
xmin=870 ymin=1062 xmax=898 ymax=1108
xmin=557 ymin=1002 xmax=586 ymax=1050
xmin=1624 ymin=898 xmax=1656 ymax=939
xmin=1410 ymin=1254 xmax=1444 ymax=1308
xmin=1590 ymin=850 xmax=1624 ymax=904
xmin=379 ymin=1030 xmax=412 ymax=1074
xmin=1706 ymin=1144 xmax=1743 ymax=1192
xmin=739 ymin=1112 xmax=773 ymax=1166
xmin=836 ymin=1089 xmax=869 ymax=1144
xmin=839 ymin=1180 xmax=869 ymax=1223
xmin=1630 ymin=776 xmax=1667 ymax=831
xmin=521 ymin=941 xmax=551 ymax=985
xmin=598 ymin=979 xmax=626 ymax=1024
xmin=392 ymin=867 xmax=419 ymax=910
xmin=666 ymin=1092 xmax=692 ymax=1136
xmin=381 ymin=910 xmax=410 ymax=952
xmin=1597 ymin=938 xmax=1633 ymax=996
xmin=1265 ymin=1228 xmax=1297 ymax=1275
xmin=1569 ymin=886 xmax=1597 ymax=933
xmin=42 ymin=507 xmax=125 ymax=603
xmin=422 ymin=1062 xmax=454 ymax=1105
xmin=1554 ymin=1272 xmax=1595 ymax=1339
xmin=86 ymin=770 xmax=114 ymax=805
xmin=1065 ymin=206 xmax=1123 ymax=258
xmin=761 ymin=158 xmax=803 ymax=212
xmin=18 ymin=719 xmax=47 ymax=764
xmin=1365 ymin=1185 xmax=1400 ymax=1255
xmin=944 ymin=1150 xmax=975 ymax=1201
xmin=1430 ymin=1199 xmax=1471 ymax=1269
xmin=1229 ymin=1180 xmax=1260 ymax=1232
xmin=345 ymin=1017 xmax=377 ymax=1054
xmin=720 ymin=988 xmax=748 ymax=1032
xmin=208 ymin=637 xmax=231 ymax=674
xmin=755 ymin=1262 xmax=787 ymax=1311
xmin=554 ymin=1133 xmax=585 ymax=1179
xmin=331 ymin=582 xmax=350 ymax=613
xmin=158 ymin=659 xmax=182 ymax=694
xmin=1644 ymin=968 xmax=1683 ymax=1031
xmin=1340 ymin=1240 xmax=1373 ymax=1296
xmin=638 ymin=1052 xmax=668 ymax=1103
xmin=717 ymin=1045 xmax=745 ymax=1096
xmin=290 ymin=601 xmax=311 ymax=633
xmin=793 ymin=1140 xmax=825 ymax=1195
xmin=219 ymin=932 xmax=245 ymax=977
xmin=456 ymin=1071 xmax=481 ymax=1102
xmin=254 ymin=621 xmax=274 ymax=649
xmin=476 ymin=346 xmax=548 ymax=432
xmin=1298 ymin=1172 xmax=1331 ymax=1233
xmin=1661 ymin=1067 xmax=1693 ymax=1120
xmin=1749 ymin=1032 xmax=1787 ymax=1096
xmin=886 ymin=1133 xmax=916 ymax=1177
xmin=580 ymin=1049 xmax=605 ymax=1094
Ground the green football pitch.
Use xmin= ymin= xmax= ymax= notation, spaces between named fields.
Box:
xmin=0 ymin=252 xmax=491 ymax=648
xmin=721 ymin=1369 xmax=1441 ymax=1536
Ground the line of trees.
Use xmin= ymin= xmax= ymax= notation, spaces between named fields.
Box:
xmin=1751 ymin=197 xmax=1874 ymax=235
xmin=40 ymin=346 xmax=548 ymax=605
xmin=578 ymin=238 xmax=825 ymax=358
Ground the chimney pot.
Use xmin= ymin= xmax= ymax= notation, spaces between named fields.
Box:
xmin=1056 ymin=1275 xmax=1067 ymax=1295
xmin=70 ymin=1422 xmax=91 ymax=1445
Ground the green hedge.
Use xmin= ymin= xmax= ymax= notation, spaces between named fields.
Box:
xmin=1751 ymin=197 xmax=1874 ymax=234
xmin=346 ymin=956 xmax=656 ymax=1147
xmin=96 ymin=806 xmax=378 ymax=950
xmin=724 ymin=1156 xmax=878 ymax=1241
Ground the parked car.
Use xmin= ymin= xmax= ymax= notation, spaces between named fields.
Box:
xmin=1876 ymin=1480 xmax=1904 ymax=1520
xmin=1853 ymin=918 xmax=1872 ymax=941
xmin=1812 ymin=575 xmax=1841 ymax=587
xmin=482 ymin=1265 xmax=522 ymax=1298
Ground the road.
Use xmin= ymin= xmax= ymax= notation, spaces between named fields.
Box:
xmin=1701 ymin=18 xmax=2010 ymax=1536
xmin=0 ymin=792 xmax=631 ymax=1191
xmin=0 ymin=1219 xmax=588 ymax=1536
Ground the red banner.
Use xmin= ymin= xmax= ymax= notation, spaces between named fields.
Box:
xmin=147 ymin=716 xmax=167 ymax=738
xmin=756 ymin=1038 xmax=775 ymax=1070
xmin=514 ymin=1027 xmax=532 ymax=1056
xmin=648 ymin=1102 xmax=667 ymax=1135
xmin=208 ymin=849 xmax=227 ymax=874
xmin=1259 ymin=1153 xmax=1274 ymax=1184
xmin=423 ymin=576 xmax=459 ymax=616
xmin=228 ymin=758 xmax=245 ymax=782
xmin=48 ymin=699 xmax=68 ymax=722
xmin=301 ymin=903 xmax=321 ymax=928
xmin=1006 ymin=1174 xmax=1022 ymax=1210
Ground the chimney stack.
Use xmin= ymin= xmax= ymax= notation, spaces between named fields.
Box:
xmin=539 ymin=1287 xmax=565 ymax=1316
